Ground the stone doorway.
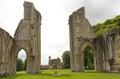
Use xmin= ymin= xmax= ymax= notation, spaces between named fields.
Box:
xmin=83 ymin=46 xmax=94 ymax=70
xmin=17 ymin=49 xmax=27 ymax=72
xmin=78 ymin=40 xmax=95 ymax=72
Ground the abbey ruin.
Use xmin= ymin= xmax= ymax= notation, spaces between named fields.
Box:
xmin=0 ymin=2 xmax=41 ymax=77
xmin=0 ymin=1 xmax=120 ymax=78
xmin=69 ymin=7 xmax=120 ymax=73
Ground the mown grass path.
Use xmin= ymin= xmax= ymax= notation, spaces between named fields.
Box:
xmin=0 ymin=70 xmax=120 ymax=79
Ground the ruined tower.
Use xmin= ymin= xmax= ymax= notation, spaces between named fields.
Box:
xmin=0 ymin=1 xmax=41 ymax=77
xmin=69 ymin=7 xmax=95 ymax=72
xmin=11 ymin=1 xmax=42 ymax=74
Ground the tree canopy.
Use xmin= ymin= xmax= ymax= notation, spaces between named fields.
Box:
xmin=16 ymin=58 xmax=24 ymax=71
xmin=16 ymin=58 xmax=27 ymax=71
xmin=84 ymin=46 xmax=94 ymax=70
xmin=62 ymin=51 xmax=70 ymax=69
xmin=93 ymin=15 xmax=120 ymax=36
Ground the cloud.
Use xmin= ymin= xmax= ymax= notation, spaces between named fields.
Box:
xmin=0 ymin=0 xmax=24 ymax=36
xmin=84 ymin=0 xmax=120 ymax=25
xmin=18 ymin=49 xmax=27 ymax=61
xmin=62 ymin=0 xmax=84 ymax=13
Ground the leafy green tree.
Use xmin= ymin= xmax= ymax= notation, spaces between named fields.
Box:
xmin=23 ymin=59 xmax=27 ymax=70
xmin=84 ymin=46 xmax=94 ymax=70
xmin=16 ymin=58 xmax=24 ymax=71
xmin=62 ymin=51 xmax=70 ymax=69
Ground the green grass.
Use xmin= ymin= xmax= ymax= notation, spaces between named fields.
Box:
xmin=0 ymin=69 xmax=120 ymax=79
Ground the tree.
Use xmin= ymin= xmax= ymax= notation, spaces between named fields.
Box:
xmin=84 ymin=47 xmax=94 ymax=70
xmin=16 ymin=58 xmax=24 ymax=71
xmin=23 ymin=59 xmax=27 ymax=70
xmin=62 ymin=51 xmax=70 ymax=69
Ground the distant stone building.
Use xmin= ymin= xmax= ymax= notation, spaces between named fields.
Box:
xmin=48 ymin=56 xmax=62 ymax=69
xmin=41 ymin=65 xmax=49 ymax=70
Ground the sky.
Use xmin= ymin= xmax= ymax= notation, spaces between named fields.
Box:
xmin=0 ymin=0 xmax=120 ymax=65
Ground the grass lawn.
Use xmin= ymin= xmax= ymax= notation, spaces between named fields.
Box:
xmin=0 ymin=69 xmax=120 ymax=79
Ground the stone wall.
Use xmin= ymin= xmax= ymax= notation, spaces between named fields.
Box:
xmin=113 ymin=35 xmax=120 ymax=72
xmin=93 ymin=28 xmax=120 ymax=72
xmin=11 ymin=1 xmax=41 ymax=74
xmin=0 ymin=28 xmax=13 ymax=77
xmin=0 ymin=1 xmax=41 ymax=77
xmin=69 ymin=7 xmax=120 ymax=73
xmin=69 ymin=7 xmax=95 ymax=72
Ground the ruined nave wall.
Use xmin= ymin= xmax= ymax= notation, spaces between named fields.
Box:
xmin=0 ymin=28 xmax=13 ymax=77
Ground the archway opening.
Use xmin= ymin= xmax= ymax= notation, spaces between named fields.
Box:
xmin=17 ymin=49 xmax=27 ymax=72
xmin=84 ymin=46 xmax=94 ymax=70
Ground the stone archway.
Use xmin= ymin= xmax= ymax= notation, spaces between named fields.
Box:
xmin=79 ymin=41 xmax=95 ymax=71
xmin=83 ymin=46 xmax=94 ymax=70
xmin=17 ymin=49 xmax=27 ymax=71
xmin=74 ymin=40 xmax=95 ymax=72
xmin=16 ymin=48 xmax=27 ymax=72
xmin=10 ymin=41 xmax=30 ymax=74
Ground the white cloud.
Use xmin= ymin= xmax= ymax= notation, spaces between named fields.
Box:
xmin=84 ymin=0 xmax=120 ymax=25
xmin=18 ymin=49 xmax=27 ymax=61
xmin=62 ymin=0 xmax=84 ymax=13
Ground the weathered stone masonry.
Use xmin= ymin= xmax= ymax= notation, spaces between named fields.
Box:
xmin=69 ymin=7 xmax=120 ymax=73
xmin=0 ymin=1 xmax=120 ymax=78
xmin=94 ymin=28 xmax=120 ymax=72
xmin=0 ymin=1 xmax=41 ymax=77
xmin=69 ymin=7 xmax=95 ymax=72
xmin=0 ymin=28 xmax=13 ymax=77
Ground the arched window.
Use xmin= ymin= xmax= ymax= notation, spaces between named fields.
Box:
xmin=17 ymin=49 xmax=27 ymax=72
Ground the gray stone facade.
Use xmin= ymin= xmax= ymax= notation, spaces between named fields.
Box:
xmin=69 ymin=7 xmax=120 ymax=73
xmin=0 ymin=1 xmax=41 ymax=77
